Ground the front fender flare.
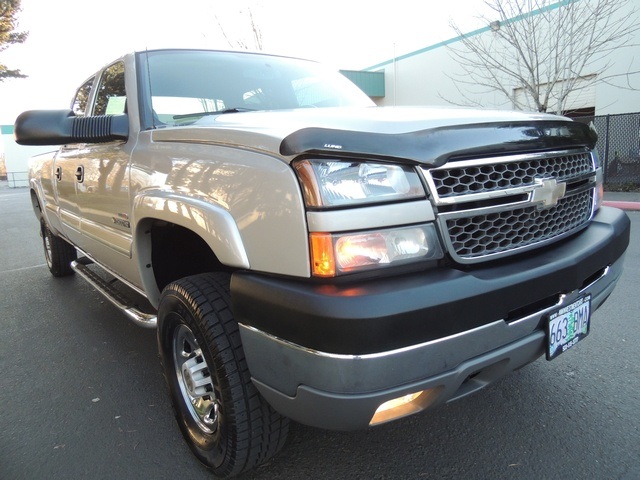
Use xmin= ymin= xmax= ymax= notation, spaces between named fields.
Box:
xmin=133 ymin=190 xmax=250 ymax=267
xmin=133 ymin=190 xmax=250 ymax=303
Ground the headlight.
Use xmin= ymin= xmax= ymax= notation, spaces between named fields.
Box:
xmin=294 ymin=159 xmax=425 ymax=207
xmin=310 ymin=225 xmax=443 ymax=277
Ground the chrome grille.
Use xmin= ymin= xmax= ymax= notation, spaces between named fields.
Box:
xmin=430 ymin=151 xmax=593 ymax=198
xmin=444 ymin=191 xmax=593 ymax=259
xmin=424 ymin=149 xmax=598 ymax=264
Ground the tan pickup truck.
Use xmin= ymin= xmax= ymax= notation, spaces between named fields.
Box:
xmin=15 ymin=49 xmax=630 ymax=477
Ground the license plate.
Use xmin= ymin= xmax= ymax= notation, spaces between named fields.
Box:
xmin=546 ymin=295 xmax=591 ymax=361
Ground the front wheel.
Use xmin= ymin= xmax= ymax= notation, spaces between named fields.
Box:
xmin=157 ymin=273 xmax=289 ymax=478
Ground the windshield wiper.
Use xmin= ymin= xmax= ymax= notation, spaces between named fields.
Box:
xmin=173 ymin=108 xmax=256 ymax=120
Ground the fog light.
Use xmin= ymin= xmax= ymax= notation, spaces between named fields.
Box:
xmin=369 ymin=387 xmax=443 ymax=426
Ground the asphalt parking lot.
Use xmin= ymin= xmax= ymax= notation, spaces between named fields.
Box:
xmin=1 ymin=187 xmax=639 ymax=479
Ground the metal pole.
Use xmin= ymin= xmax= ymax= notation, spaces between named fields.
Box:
xmin=393 ymin=43 xmax=397 ymax=106
xmin=604 ymin=115 xmax=610 ymax=182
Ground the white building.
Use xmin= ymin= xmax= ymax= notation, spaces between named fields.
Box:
xmin=1 ymin=125 xmax=52 ymax=187
xmin=361 ymin=0 xmax=640 ymax=117
xmin=3 ymin=0 xmax=638 ymax=184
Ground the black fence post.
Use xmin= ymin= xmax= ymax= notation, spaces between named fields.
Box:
xmin=603 ymin=115 xmax=610 ymax=183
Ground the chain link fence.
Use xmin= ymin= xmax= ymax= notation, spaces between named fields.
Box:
xmin=4 ymin=171 xmax=29 ymax=188
xmin=575 ymin=112 xmax=640 ymax=191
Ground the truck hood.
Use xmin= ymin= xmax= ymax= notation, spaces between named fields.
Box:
xmin=151 ymin=106 xmax=597 ymax=167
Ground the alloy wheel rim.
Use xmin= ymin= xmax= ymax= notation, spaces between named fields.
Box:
xmin=172 ymin=324 xmax=219 ymax=434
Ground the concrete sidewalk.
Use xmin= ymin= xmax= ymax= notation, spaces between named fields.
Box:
xmin=603 ymin=191 xmax=640 ymax=211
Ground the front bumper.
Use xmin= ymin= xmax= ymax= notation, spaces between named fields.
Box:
xmin=233 ymin=207 xmax=629 ymax=430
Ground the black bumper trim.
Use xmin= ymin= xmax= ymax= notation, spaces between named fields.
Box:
xmin=231 ymin=207 xmax=629 ymax=355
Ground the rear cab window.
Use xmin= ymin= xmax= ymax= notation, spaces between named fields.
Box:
xmin=71 ymin=77 xmax=95 ymax=116
xmin=93 ymin=61 xmax=126 ymax=116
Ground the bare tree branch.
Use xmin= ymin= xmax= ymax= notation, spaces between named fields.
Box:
xmin=213 ymin=7 xmax=264 ymax=51
xmin=445 ymin=0 xmax=640 ymax=113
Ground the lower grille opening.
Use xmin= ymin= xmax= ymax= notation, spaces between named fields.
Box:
xmin=505 ymin=294 xmax=561 ymax=323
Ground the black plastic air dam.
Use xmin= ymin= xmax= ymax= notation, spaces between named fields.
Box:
xmin=231 ymin=207 xmax=629 ymax=356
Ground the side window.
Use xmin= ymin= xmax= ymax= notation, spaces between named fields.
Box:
xmin=93 ymin=61 xmax=126 ymax=116
xmin=71 ymin=77 xmax=94 ymax=116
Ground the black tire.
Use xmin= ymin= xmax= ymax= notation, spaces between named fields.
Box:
xmin=157 ymin=272 xmax=289 ymax=478
xmin=41 ymin=220 xmax=77 ymax=277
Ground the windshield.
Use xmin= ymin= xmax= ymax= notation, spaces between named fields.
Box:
xmin=140 ymin=50 xmax=375 ymax=127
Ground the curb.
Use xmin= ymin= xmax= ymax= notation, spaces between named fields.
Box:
xmin=603 ymin=201 xmax=640 ymax=211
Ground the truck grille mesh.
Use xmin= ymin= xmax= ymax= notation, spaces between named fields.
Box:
xmin=430 ymin=152 xmax=593 ymax=198
xmin=445 ymin=190 xmax=593 ymax=259
xmin=424 ymin=150 xmax=597 ymax=263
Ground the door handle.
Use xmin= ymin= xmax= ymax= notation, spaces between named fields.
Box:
xmin=55 ymin=167 xmax=62 ymax=181
xmin=75 ymin=166 xmax=84 ymax=183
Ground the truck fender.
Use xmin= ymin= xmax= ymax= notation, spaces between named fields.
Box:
xmin=29 ymin=179 xmax=64 ymax=237
xmin=132 ymin=190 xmax=250 ymax=301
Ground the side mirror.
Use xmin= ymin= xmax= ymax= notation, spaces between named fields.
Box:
xmin=14 ymin=109 xmax=129 ymax=146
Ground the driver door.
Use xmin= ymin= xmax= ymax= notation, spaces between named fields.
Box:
xmin=72 ymin=61 xmax=135 ymax=279
xmin=52 ymin=76 xmax=95 ymax=249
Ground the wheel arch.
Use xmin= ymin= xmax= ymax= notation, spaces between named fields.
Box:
xmin=30 ymin=187 xmax=43 ymax=222
xmin=133 ymin=190 xmax=250 ymax=306
xmin=30 ymin=184 xmax=65 ymax=238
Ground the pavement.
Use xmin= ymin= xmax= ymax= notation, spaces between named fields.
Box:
xmin=2 ymin=184 xmax=639 ymax=480
xmin=2 ymin=179 xmax=640 ymax=209
xmin=603 ymin=191 xmax=640 ymax=211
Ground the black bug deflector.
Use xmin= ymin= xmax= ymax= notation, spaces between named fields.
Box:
xmin=280 ymin=120 xmax=598 ymax=166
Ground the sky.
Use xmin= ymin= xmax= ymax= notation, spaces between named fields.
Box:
xmin=0 ymin=0 xmax=491 ymax=125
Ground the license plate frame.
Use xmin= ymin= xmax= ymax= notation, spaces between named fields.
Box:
xmin=546 ymin=294 xmax=591 ymax=361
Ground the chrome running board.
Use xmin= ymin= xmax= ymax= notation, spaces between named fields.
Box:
xmin=71 ymin=257 xmax=157 ymax=328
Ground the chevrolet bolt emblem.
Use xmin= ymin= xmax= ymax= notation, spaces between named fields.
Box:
xmin=530 ymin=178 xmax=566 ymax=208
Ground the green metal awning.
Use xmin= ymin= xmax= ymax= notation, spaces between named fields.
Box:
xmin=340 ymin=70 xmax=385 ymax=98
